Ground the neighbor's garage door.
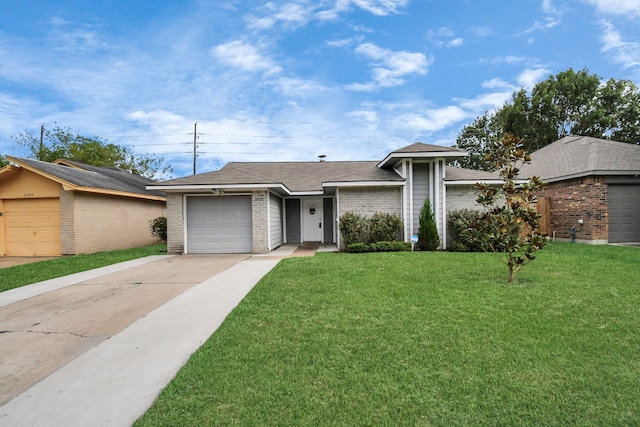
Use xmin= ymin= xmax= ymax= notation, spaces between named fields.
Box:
xmin=186 ymin=196 xmax=252 ymax=253
xmin=608 ymin=184 xmax=640 ymax=243
xmin=4 ymin=198 xmax=61 ymax=256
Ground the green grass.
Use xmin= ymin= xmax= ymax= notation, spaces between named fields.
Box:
xmin=136 ymin=243 xmax=640 ymax=426
xmin=0 ymin=244 xmax=167 ymax=293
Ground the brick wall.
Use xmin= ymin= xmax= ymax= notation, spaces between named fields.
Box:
xmin=167 ymin=193 xmax=184 ymax=253
xmin=446 ymin=185 xmax=481 ymax=212
xmin=59 ymin=189 xmax=76 ymax=255
xmin=252 ymin=191 xmax=268 ymax=253
xmin=71 ymin=192 xmax=166 ymax=254
xmin=538 ymin=177 xmax=608 ymax=242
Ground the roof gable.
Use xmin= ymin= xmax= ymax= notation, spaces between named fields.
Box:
xmin=520 ymin=135 xmax=640 ymax=181
xmin=5 ymin=156 xmax=165 ymax=200
xmin=377 ymin=142 xmax=467 ymax=168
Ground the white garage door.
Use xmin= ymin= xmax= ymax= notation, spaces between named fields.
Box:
xmin=609 ymin=184 xmax=640 ymax=243
xmin=186 ymin=196 xmax=252 ymax=253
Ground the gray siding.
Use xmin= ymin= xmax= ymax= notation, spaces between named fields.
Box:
xmin=412 ymin=163 xmax=429 ymax=236
xmin=269 ymin=193 xmax=283 ymax=250
xmin=285 ymin=199 xmax=301 ymax=243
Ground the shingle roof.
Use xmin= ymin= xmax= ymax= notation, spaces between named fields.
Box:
xmin=393 ymin=142 xmax=467 ymax=154
xmin=8 ymin=156 xmax=165 ymax=198
xmin=155 ymin=161 xmax=404 ymax=193
xmin=377 ymin=142 xmax=467 ymax=168
xmin=520 ymin=135 xmax=640 ymax=181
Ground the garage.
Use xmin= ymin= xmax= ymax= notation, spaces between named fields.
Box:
xmin=186 ymin=195 xmax=252 ymax=253
xmin=4 ymin=198 xmax=61 ymax=256
xmin=608 ymin=184 xmax=640 ymax=243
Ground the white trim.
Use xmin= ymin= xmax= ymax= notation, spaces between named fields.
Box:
xmin=442 ymin=163 xmax=447 ymax=251
xmin=148 ymin=183 xmax=291 ymax=194
xmin=336 ymin=188 xmax=341 ymax=249
xmin=434 ymin=160 xmax=441 ymax=248
xmin=377 ymin=150 xmax=468 ymax=168
xmin=322 ymin=180 xmax=404 ymax=188
xmin=408 ymin=160 xmax=414 ymax=238
xmin=267 ymin=192 xmax=272 ymax=250
xmin=401 ymin=161 xmax=408 ymax=242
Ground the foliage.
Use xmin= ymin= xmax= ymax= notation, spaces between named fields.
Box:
xmin=149 ymin=217 xmax=168 ymax=242
xmin=338 ymin=212 xmax=367 ymax=247
xmin=469 ymin=134 xmax=548 ymax=284
xmin=339 ymin=212 xmax=404 ymax=251
xmin=0 ymin=154 xmax=7 ymax=168
xmin=455 ymin=68 xmax=640 ymax=170
xmin=347 ymin=241 xmax=411 ymax=253
xmin=0 ymin=244 xmax=166 ymax=293
xmin=417 ymin=198 xmax=439 ymax=250
xmin=137 ymin=244 xmax=640 ymax=426
xmin=11 ymin=123 xmax=171 ymax=178
xmin=368 ymin=212 xmax=403 ymax=243
xmin=447 ymin=209 xmax=491 ymax=252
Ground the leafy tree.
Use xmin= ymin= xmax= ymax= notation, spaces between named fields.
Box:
xmin=0 ymin=154 xmax=8 ymax=168
xmin=417 ymin=198 xmax=439 ymax=251
xmin=469 ymin=134 xmax=548 ymax=284
xmin=11 ymin=124 xmax=171 ymax=178
xmin=455 ymin=68 xmax=640 ymax=170
xmin=149 ymin=216 xmax=168 ymax=242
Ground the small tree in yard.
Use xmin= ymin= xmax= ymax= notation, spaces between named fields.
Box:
xmin=471 ymin=133 xmax=548 ymax=284
xmin=418 ymin=198 xmax=439 ymax=251
xmin=150 ymin=217 xmax=167 ymax=242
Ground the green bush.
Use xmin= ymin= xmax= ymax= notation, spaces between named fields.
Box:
xmin=347 ymin=241 xmax=411 ymax=253
xmin=149 ymin=216 xmax=168 ymax=242
xmin=339 ymin=212 xmax=405 ymax=252
xmin=447 ymin=209 xmax=491 ymax=252
xmin=339 ymin=212 xmax=367 ymax=247
xmin=368 ymin=212 xmax=403 ymax=243
xmin=417 ymin=199 xmax=439 ymax=251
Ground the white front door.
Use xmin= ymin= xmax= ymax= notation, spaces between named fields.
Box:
xmin=303 ymin=199 xmax=323 ymax=242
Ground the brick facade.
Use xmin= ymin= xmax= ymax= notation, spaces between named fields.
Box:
xmin=538 ymin=177 xmax=608 ymax=243
xmin=252 ymin=191 xmax=268 ymax=253
xmin=167 ymin=193 xmax=185 ymax=254
xmin=60 ymin=190 xmax=166 ymax=255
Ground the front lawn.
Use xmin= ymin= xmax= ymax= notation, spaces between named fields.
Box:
xmin=0 ymin=244 xmax=167 ymax=293
xmin=137 ymin=243 xmax=639 ymax=426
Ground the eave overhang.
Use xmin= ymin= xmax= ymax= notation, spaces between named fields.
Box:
xmin=377 ymin=151 xmax=468 ymax=169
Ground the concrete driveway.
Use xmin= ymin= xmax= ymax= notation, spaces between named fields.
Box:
xmin=0 ymin=249 xmax=304 ymax=426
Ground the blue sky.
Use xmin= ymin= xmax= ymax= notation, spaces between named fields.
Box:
xmin=1 ymin=0 xmax=639 ymax=178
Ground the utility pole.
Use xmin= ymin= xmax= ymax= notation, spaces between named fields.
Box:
xmin=193 ymin=122 xmax=197 ymax=175
xmin=39 ymin=124 xmax=45 ymax=160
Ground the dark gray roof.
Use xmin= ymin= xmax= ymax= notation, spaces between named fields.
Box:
xmin=393 ymin=142 xmax=467 ymax=154
xmin=9 ymin=157 xmax=165 ymax=198
xmin=445 ymin=167 xmax=501 ymax=181
xmin=156 ymin=161 xmax=404 ymax=192
xmin=520 ymin=135 xmax=640 ymax=181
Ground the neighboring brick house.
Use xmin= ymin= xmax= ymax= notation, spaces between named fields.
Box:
xmin=0 ymin=157 xmax=166 ymax=256
xmin=520 ymin=136 xmax=640 ymax=244
xmin=149 ymin=143 xmax=500 ymax=254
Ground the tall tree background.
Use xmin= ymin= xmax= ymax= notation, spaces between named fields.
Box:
xmin=455 ymin=68 xmax=640 ymax=170
xmin=10 ymin=124 xmax=171 ymax=179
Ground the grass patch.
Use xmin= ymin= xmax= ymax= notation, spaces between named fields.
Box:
xmin=0 ymin=244 xmax=167 ymax=293
xmin=137 ymin=243 xmax=640 ymax=426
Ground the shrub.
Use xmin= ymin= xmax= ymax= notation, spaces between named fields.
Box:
xmin=368 ymin=212 xmax=403 ymax=243
xmin=447 ymin=209 xmax=488 ymax=252
xmin=149 ymin=216 xmax=167 ymax=242
xmin=340 ymin=212 xmax=405 ymax=252
xmin=339 ymin=212 xmax=367 ymax=247
xmin=347 ymin=241 xmax=411 ymax=253
xmin=417 ymin=199 xmax=439 ymax=251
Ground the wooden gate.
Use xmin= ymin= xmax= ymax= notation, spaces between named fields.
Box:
xmin=535 ymin=196 xmax=552 ymax=236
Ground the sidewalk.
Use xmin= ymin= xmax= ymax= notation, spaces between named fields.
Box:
xmin=0 ymin=254 xmax=282 ymax=426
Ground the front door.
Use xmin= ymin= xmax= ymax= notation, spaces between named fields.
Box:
xmin=303 ymin=199 xmax=323 ymax=242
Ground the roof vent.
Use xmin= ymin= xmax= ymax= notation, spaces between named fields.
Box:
xmin=318 ymin=154 xmax=326 ymax=162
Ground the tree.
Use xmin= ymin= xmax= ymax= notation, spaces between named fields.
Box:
xmin=11 ymin=124 xmax=171 ymax=178
xmin=417 ymin=198 xmax=439 ymax=251
xmin=0 ymin=154 xmax=8 ymax=168
xmin=455 ymin=68 xmax=640 ymax=170
xmin=469 ymin=134 xmax=548 ymax=284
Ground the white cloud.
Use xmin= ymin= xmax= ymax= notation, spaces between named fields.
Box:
xmin=246 ymin=2 xmax=312 ymax=30
xmin=481 ymin=78 xmax=515 ymax=90
xmin=317 ymin=0 xmax=408 ymax=20
xmin=211 ymin=40 xmax=282 ymax=74
xmin=427 ymin=27 xmax=463 ymax=47
xmin=395 ymin=106 xmax=467 ymax=132
xmin=348 ymin=43 xmax=430 ymax=90
xmin=584 ymin=0 xmax=640 ymax=17
xmin=517 ymin=67 xmax=550 ymax=89
xmin=600 ymin=21 xmax=640 ymax=70
xmin=448 ymin=38 xmax=464 ymax=47
xmin=522 ymin=16 xmax=561 ymax=34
